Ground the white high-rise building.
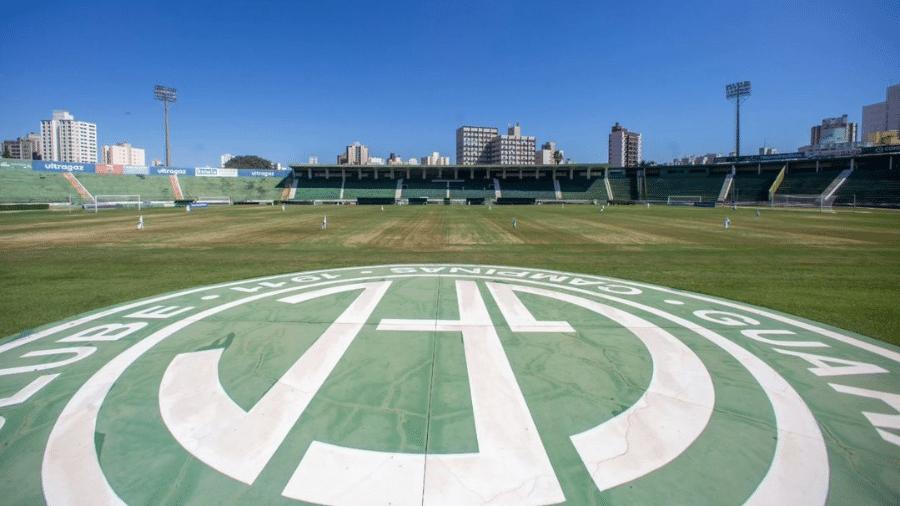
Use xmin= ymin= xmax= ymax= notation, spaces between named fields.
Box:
xmin=307 ymin=155 xmax=319 ymax=165
xmin=103 ymin=142 xmax=145 ymax=166
xmin=2 ymin=133 xmax=42 ymax=160
xmin=608 ymin=122 xmax=642 ymax=168
xmin=490 ymin=123 xmax=536 ymax=165
xmin=535 ymin=141 xmax=564 ymax=165
xmin=337 ymin=142 xmax=369 ymax=165
xmin=421 ymin=152 xmax=450 ymax=166
xmin=456 ymin=126 xmax=499 ymax=165
xmin=862 ymin=84 xmax=900 ymax=143
xmin=455 ymin=123 xmax=536 ymax=165
xmin=40 ymin=110 xmax=97 ymax=163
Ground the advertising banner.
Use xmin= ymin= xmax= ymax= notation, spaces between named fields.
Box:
xmin=0 ymin=159 xmax=33 ymax=170
xmin=151 ymin=166 xmax=194 ymax=176
xmin=32 ymin=161 xmax=95 ymax=173
xmin=95 ymin=164 xmax=125 ymax=175
xmin=123 ymin=165 xmax=149 ymax=175
xmin=238 ymin=169 xmax=291 ymax=178
xmin=195 ymin=167 xmax=237 ymax=177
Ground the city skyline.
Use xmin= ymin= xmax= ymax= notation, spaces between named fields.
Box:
xmin=1 ymin=0 xmax=898 ymax=166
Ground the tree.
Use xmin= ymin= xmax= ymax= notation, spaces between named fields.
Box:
xmin=553 ymin=150 xmax=563 ymax=165
xmin=224 ymin=155 xmax=274 ymax=169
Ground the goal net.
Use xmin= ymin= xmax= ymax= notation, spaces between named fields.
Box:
xmin=666 ymin=195 xmax=702 ymax=206
xmin=90 ymin=195 xmax=141 ymax=212
xmin=771 ymin=194 xmax=835 ymax=211
xmin=195 ymin=196 xmax=232 ymax=205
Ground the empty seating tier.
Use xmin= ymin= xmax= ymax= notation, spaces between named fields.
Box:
xmin=343 ymin=177 xmax=396 ymax=199
xmin=499 ymin=177 xmax=556 ymax=199
xmin=558 ymin=177 xmax=607 ymax=200
xmin=295 ymin=178 xmax=343 ymax=200
xmin=607 ymin=175 xmax=637 ymax=201
xmin=0 ymin=168 xmax=75 ymax=203
xmin=402 ymin=180 xmax=446 ymax=199
xmin=644 ymin=174 xmax=725 ymax=202
xmin=776 ymin=169 xmax=841 ymax=195
xmin=77 ymin=174 xmax=175 ymax=201
xmin=179 ymin=175 xmax=284 ymax=202
xmin=731 ymin=172 xmax=779 ymax=202
xmin=834 ymin=169 xmax=900 ymax=206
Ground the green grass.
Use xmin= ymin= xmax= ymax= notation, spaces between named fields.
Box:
xmin=1 ymin=204 xmax=899 ymax=344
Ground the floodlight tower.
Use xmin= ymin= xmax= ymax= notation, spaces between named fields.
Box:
xmin=725 ymin=81 xmax=751 ymax=157
xmin=153 ymin=84 xmax=177 ymax=166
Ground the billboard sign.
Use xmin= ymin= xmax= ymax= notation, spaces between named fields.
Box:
xmin=94 ymin=164 xmax=124 ymax=175
xmin=32 ymin=161 xmax=95 ymax=173
xmin=123 ymin=165 xmax=149 ymax=175
xmin=151 ymin=166 xmax=194 ymax=176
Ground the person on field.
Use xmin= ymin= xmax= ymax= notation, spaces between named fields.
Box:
xmin=186 ymin=204 xmax=192 ymax=213
xmin=756 ymin=208 xmax=761 ymax=218
xmin=512 ymin=217 xmax=518 ymax=230
xmin=136 ymin=215 xmax=144 ymax=230
xmin=281 ymin=204 xmax=286 ymax=212
xmin=724 ymin=216 xmax=731 ymax=230
xmin=321 ymin=215 xmax=327 ymax=230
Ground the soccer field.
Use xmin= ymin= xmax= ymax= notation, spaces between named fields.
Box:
xmin=1 ymin=204 xmax=898 ymax=345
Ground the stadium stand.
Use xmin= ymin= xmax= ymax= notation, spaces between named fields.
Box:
xmin=607 ymin=173 xmax=637 ymax=201
xmin=498 ymin=177 xmax=556 ymax=199
xmin=643 ymin=173 xmax=725 ymax=202
xmin=833 ymin=169 xmax=900 ymax=207
xmin=449 ymin=181 xmax=494 ymax=199
xmin=77 ymin=173 xmax=175 ymax=201
xmin=294 ymin=178 xmax=342 ymax=200
xmin=402 ymin=180 xmax=447 ymax=199
xmin=0 ymin=167 xmax=74 ymax=203
xmin=775 ymin=169 xmax=842 ymax=195
xmin=342 ymin=177 xmax=396 ymax=199
xmin=730 ymin=171 xmax=779 ymax=202
xmin=557 ymin=177 xmax=608 ymax=200
xmin=180 ymin=175 xmax=284 ymax=202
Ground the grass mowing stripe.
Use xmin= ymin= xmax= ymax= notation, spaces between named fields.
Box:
xmin=0 ymin=205 xmax=897 ymax=344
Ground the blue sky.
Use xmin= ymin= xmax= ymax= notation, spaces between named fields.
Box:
xmin=1 ymin=0 xmax=897 ymax=166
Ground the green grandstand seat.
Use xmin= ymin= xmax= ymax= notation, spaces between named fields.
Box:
xmin=776 ymin=169 xmax=842 ymax=195
xmin=607 ymin=175 xmax=636 ymax=201
xmin=295 ymin=178 xmax=342 ymax=200
xmin=0 ymin=167 xmax=75 ymax=203
xmin=342 ymin=177 xmax=397 ymax=199
xmin=180 ymin=176 xmax=283 ymax=202
xmin=77 ymin=173 xmax=174 ymax=201
xmin=834 ymin=169 xmax=900 ymax=206
xmin=499 ymin=177 xmax=556 ymax=199
xmin=401 ymin=180 xmax=446 ymax=199
xmin=731 ymin=172 xmax=779 ymax=202
xmin=643 ymin=174 xmax=725 ymax=203
xmin=557 ymin=177 xmax=607 ymax=200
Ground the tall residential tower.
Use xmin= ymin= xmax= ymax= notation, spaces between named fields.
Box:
xmin=608 ymin=122 xmax=641 ymax=168
xmin=862 ymin=84 xmax=900 ymax=143
xmin=40 ymin=110 xmax=97 ymax=163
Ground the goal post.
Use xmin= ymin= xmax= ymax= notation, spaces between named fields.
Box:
xmin=771 ymin=194 xmax=835 ymax=211
xmin=195 ymin=196 xmax=232 ymax=205
xmin=91 ymin=195 xmax=142 ymax=212
xmin=666 ymin=195 xmax=702 ymax=206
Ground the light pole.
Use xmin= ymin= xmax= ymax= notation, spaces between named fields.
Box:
xmin=153 ymin=85 xmax=177 ymax=166
xmin=725 ymin=81 xmax=751 ymax=157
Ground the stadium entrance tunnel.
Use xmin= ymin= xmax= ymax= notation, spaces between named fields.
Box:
xmin=0 ymin=264 xmax=898 ymax=504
